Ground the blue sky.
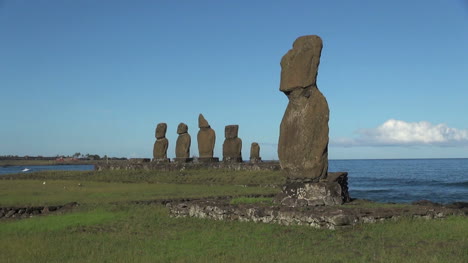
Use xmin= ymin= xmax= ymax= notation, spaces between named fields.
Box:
xmin=1 ymin=0 xmax=467 ymax=160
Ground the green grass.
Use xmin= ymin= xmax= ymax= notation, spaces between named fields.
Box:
xmin=0 ymin=179 xmax=278 ymax=206
xmin=1 ymin=169 xmax=467 ymax=262
xmin=0 ymin=208 xmax=121 ymax=234
xmin=2 ymin=169 xmax=285 ymax=186
xmin=1 ymin=204 xmax=467 ymax=262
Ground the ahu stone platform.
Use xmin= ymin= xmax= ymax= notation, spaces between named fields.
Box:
xmin=95 ymin=160 xmax=281 ymax=172
xmin=167 ymin=199 xmax=467 ymax=230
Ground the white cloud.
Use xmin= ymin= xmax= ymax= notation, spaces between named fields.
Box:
xmin=332 ymin=119 xmax=468 ymax=147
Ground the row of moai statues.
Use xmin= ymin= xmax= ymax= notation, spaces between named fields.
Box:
xmin=153 ymin=114 xmax=262 ymax=163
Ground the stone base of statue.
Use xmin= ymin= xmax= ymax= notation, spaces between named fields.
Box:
xmin=275 ymin=172 xmax=350 ymax=207
xmin=196 ymin=157 xmax=219 ymax=163
xmin=223 ymin=157 xmax=243 ymax=163
xmin=152 ymin=158 xmax=170 ymax=164
xmin=250 ymin=157 xmax=262 ymax=163
xmin=129 ymin=158 xmax=151 ymax=163
xmin=173 ymin=158 xmax=194 ymax=163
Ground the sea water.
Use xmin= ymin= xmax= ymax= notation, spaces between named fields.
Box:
xmin=0 ymin=164 xmax=95 ymax=175
xmin=329 ymin=158 xmax=468 ymax=204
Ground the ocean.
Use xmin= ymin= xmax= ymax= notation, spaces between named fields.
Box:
xmin=329 ymin=158 xmax=468 ymax=204
xmin=1 ymin=159 xmax=466 ymax=204
xmin=0 ymin=164 xmax=95 ymax=175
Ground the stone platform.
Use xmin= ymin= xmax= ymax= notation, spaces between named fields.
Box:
xmin=276 ymin=172 xmax=350 ymax=207
xmin=167 ymin=198 xmax=467 ymax=230
xmin=95 ymin=160 xmax=281 ymax=172
xmin=197 ymin=157 xmax=220 ymax=163
xmin=173 ymin=158 xmax=194 ymax=163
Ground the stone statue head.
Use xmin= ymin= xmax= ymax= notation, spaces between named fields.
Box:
xmin=177 ymin=123 xmax=188 ymax=134
xmin=225 ymin=125 xmax=239 ymax=139
xmin=280 ymin=35 xmax=323 ymax=94
xmin=155 ymin=123 xmax=167 ymax=139
xmin=198 ymin=114 xmax=210 ymax=128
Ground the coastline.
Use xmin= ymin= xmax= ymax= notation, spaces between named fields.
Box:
xmin=0 ymin=160 xmax=112 ymax=167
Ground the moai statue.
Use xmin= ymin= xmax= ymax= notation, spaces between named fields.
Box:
xmin=278 ymin=35 xmax=328 ymax=180
xmin=174 ymin=122 xmax=193 ymax=163
xmin=250 ymin=142 xmax=261 ymax=163
xmin=197 ymin=114 xmax=219 ymax=162
xmin=222 ymin=125 xmax=242 ymax=162
xmin=276 ymin=35 xmax=350 ymax=207
xmin=153 ymin=123 xmax=170 ymax=162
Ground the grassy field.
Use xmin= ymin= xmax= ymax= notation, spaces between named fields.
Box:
xmin=1 ymin=169 xmax=467 ymax=262
xmin=0 ymin=179 xmax=278 ymax=207
xmin=1 ymin=169 xmax=285 ymax=186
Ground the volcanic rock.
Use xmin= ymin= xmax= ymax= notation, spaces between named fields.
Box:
xmin=278 ymin=35 xmax=329 ymax=181
xmin=223 ymin=125 xmax=242 ymax=162
xmin=175 ymin=122 xmax=191 ymax=159
xmin=153 ymin=123 xmax=169 ymax=161
xmin=250 ymin=142 xmax=261 ymax=163
xmin=197 ymin=114 xmax=217 ymax=161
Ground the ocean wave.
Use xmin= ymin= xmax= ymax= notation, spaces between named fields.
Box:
xmin=442 ymin=180 xmax=468 ymax=188
xmin=350 ymin=188 xmax=391 ymax=194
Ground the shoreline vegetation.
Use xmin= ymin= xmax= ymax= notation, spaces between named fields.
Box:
xmin=1 ymin=169 xmax=467 ymax=262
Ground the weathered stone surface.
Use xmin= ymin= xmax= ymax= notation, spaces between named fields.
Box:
xmin=153 ymin=138 xmax=168 ymax=159
xmin=197 ymin=157 xmax=219 ymax=163
xmin=167 ymin=198 xmax=466 ymax=230
xmin=223 ymin=125 xmax=242 ymax=162
xmin=0 ymin=202 xmax=78 ymax=221
xmin=278 ymin=35 xmax=329 ymax=181
xmin=197 ymin=114 xmax=216 ymax=158
xmin=276 ymin=172 xmax=350 ymax=207
xmin=175 ymin=123 xmax=191 ymax=158
xmin=175 ymin=134 xmax=191 ymax=158
xmin=94 ymin=160 xmax=280 ymax=171
xmin=225 ymin=125 xmax=239 ymax=139
xmin=153 ymin=123 xmax=169 ymax=161
xmin=177 ymin=122 xmax=188 ymax=134
xmin=173 ymin=157 xmax=194 ymax=163
xmin=223 ymin=139 xmax=242 ymax=162
xmin=155 ymin=123 xmax=167 ymax=139
xmin=250 ymin=142 xmax=261 ymax=163
xmin=198 ymin=114 xmax=210 ymax=128
xmin=175 ymin=140 xmax=191 ymax=157
xmin=280 ymin=35 xmax=323 ymax=93
xmin=129 ymin=158 xmax=151 ymax=163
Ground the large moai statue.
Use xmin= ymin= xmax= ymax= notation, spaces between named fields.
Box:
xmin=222 ymin=125 xmax=242 ymax=162
xmin=197 ymin=114 xmax=219 ymax=162
xmin=174 ymin=122 xmax=193 ymax=163
xmin=153 ymin=123 xmax=170 ymax=162
xmin=250 ymin=142 xmax=261 ymax=163
xmin=276 ymin=35 xmax=350 ymax=207
xmin=278 ymin=35 xmax=328 ymax=180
